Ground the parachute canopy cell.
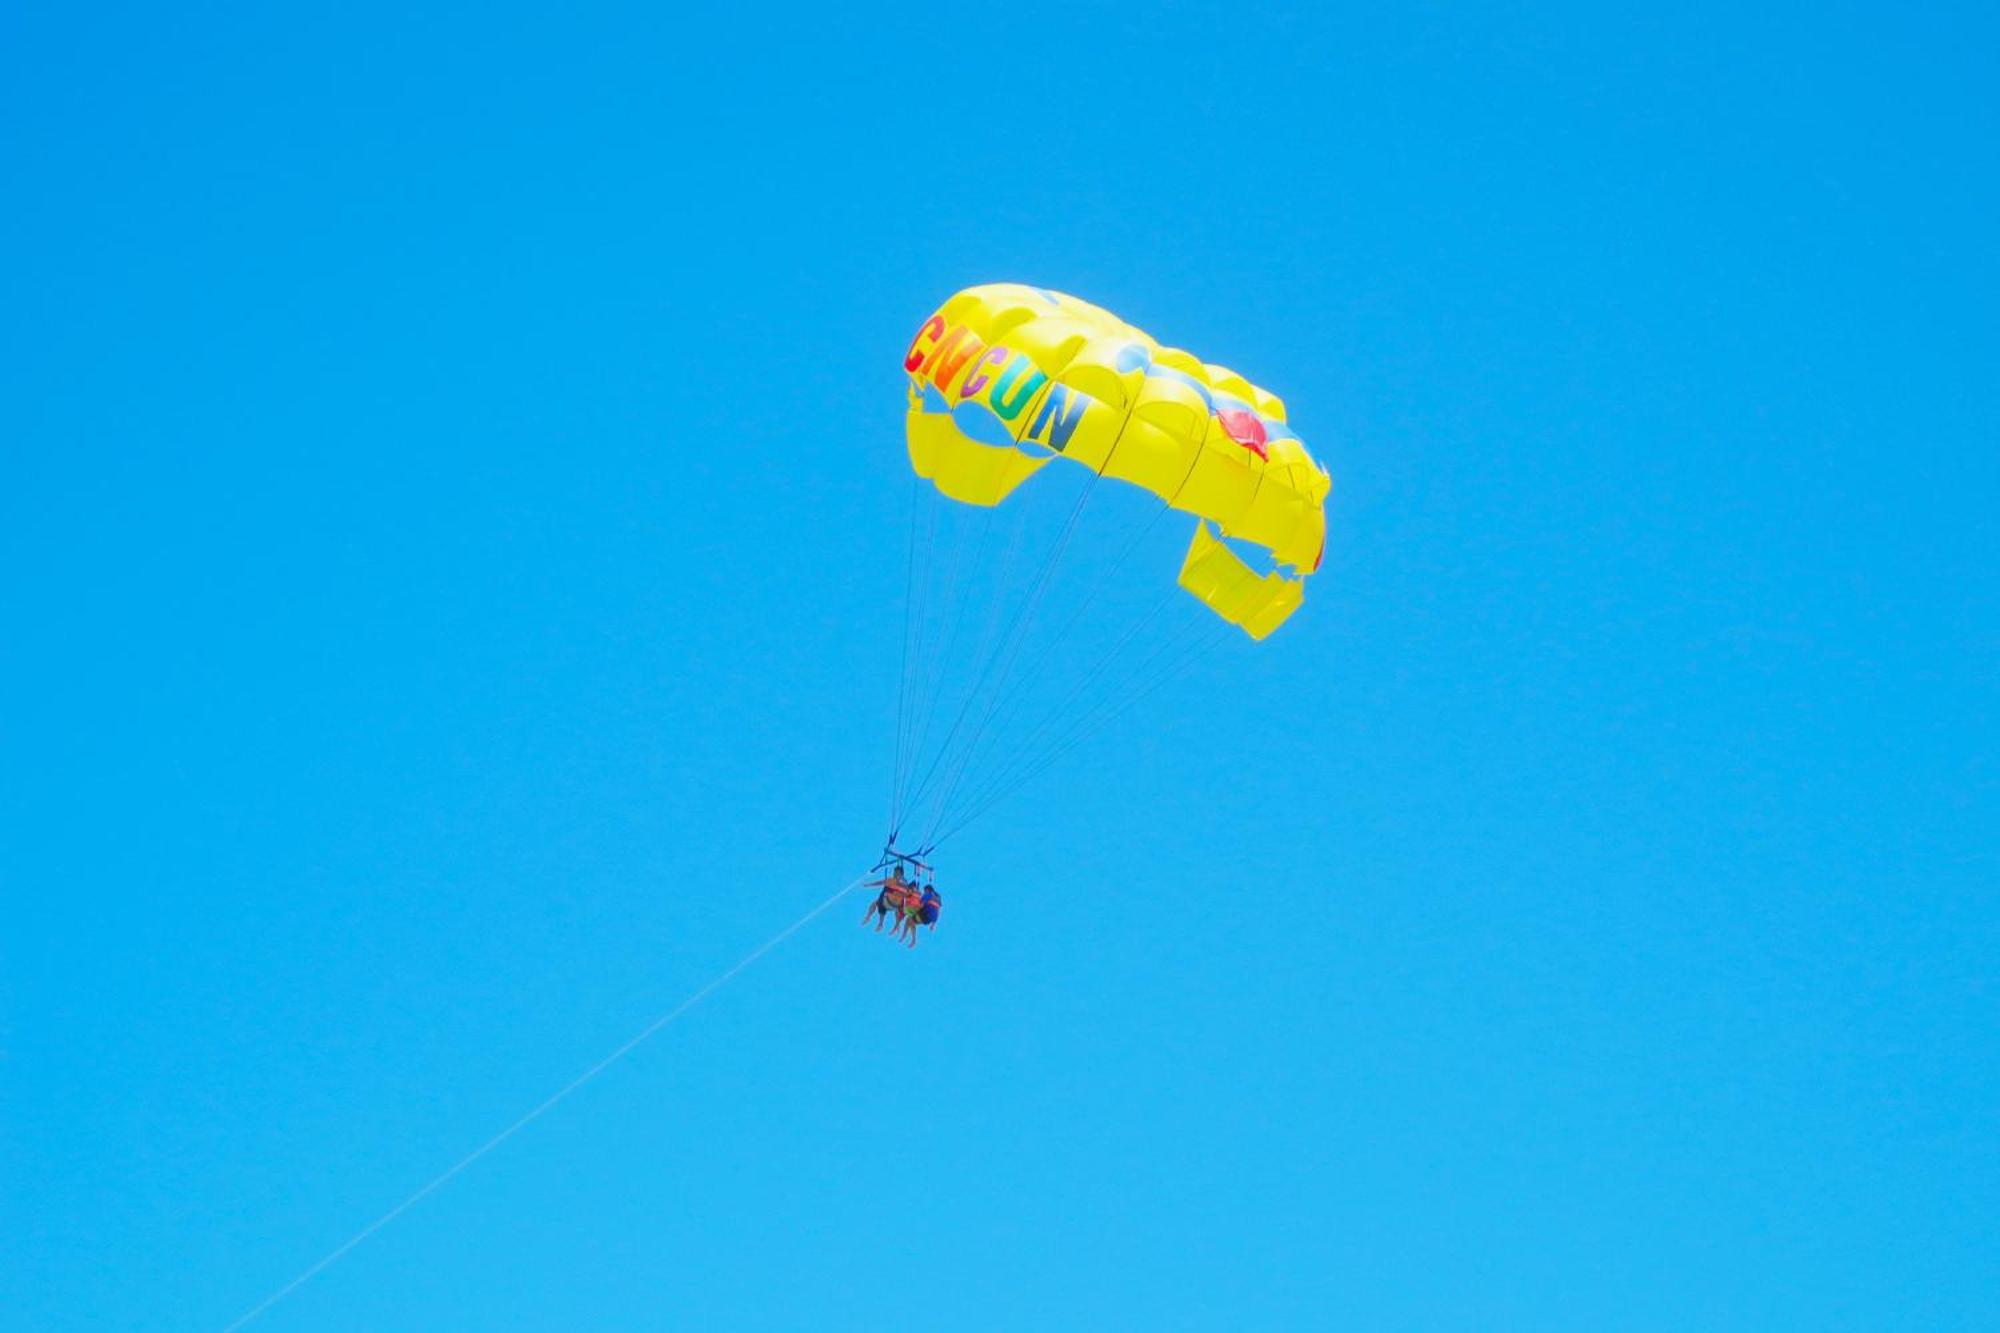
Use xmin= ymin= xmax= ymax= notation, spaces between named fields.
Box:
xmin=903 ymin=283 xmax=1330 ymax=638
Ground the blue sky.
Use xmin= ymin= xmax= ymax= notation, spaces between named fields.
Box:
xmin=4 ymin=3 xmax=1995 ymax=1329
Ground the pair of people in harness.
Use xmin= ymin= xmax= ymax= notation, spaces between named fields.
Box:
xmin=862 ymin=867 xmax=941 ymax=948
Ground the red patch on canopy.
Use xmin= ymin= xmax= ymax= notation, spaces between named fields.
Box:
xmin=1217 ymin=408 xmax=1269 ymax=459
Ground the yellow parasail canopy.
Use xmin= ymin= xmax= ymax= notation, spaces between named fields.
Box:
xmin=902 ymin=283 xmax=1330 ymax=639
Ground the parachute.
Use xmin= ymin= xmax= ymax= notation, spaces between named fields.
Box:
xmin=886 ymin=283 xmax=1331 ymax=856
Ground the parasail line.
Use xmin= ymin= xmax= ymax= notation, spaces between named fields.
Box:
xmin=900 ymin=496 xmax=992 ymax=836
xmin=899 ymin=470 xmax=1094 ymax=823
xmin=918 ymin=470 xmax=1103 ymax=843
xmin=891 ymin=478 xmax=940 ymax=833
xmin=934 ymin=620 xmax=1230 ymax=846
xmin=889 ymin=476 xmax=922 ymax=834
xmin=221 ymin=876 xmax=868 ymax=1333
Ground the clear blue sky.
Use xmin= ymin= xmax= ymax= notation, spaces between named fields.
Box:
xmin=5 ymin=4 xmax=1995 ymax=1329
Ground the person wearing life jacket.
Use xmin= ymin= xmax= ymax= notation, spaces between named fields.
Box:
xmin=861 ymin=868 xmax=914 ymax=933
xmin=891 ymin=879 xmax=920 ymax=946
xmin=894 ymin=880 xmax=941 ymax=949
